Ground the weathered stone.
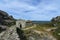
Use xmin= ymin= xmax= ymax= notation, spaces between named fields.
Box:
xmin=51 ymin=16 xmax=60 ymax=27
xmin=0 ymin=25 xmax=20 ymax=40
xmin=0 ymin=10 xmax=8 ymax=17
xmin=0 ymin=10 xmax=15 ymax=29
xmin=16 ymin=19 xmax=26 ymax=28
xmin=27 ymin=30 xmax=56 ymax=40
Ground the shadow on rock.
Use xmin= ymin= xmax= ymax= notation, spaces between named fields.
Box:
xmin=16 ymin=27 xmax=27 ymax=40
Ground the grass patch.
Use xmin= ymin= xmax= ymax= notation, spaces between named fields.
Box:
xmin=53 ymin=28 xmax=60 ymax=40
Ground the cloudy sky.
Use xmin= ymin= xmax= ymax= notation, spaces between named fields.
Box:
xmin=0 ymin=0 xmax=60 ymax=21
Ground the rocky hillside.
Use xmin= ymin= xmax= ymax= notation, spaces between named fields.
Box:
xmin=51 ymin=16 xmax=60 ymax=40
xmin=51 ymin=16 xmax=60 ymax=27
xmin=0 ymin=10 xmax=27 ymax=40
xmin=0 ymin=10 xmax=16 ymax=33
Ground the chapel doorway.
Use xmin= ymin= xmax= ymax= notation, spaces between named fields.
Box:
xmin=20 ymin=24 xmax=22 ymax=28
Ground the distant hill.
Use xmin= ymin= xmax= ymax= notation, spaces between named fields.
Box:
xmin=32 ymin=21 xmax=50 ymax=24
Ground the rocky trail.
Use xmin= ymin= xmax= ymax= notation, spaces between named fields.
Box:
xmin=0 ymin=25 xmax=20 ymax=40
xmin=22 ymin=26 xmax=57 ymax=40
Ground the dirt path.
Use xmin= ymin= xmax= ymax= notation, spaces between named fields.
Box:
xmin=22 ymin=26 xmax=36 ymax=30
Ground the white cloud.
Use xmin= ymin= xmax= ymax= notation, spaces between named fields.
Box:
xmin=0 ymin=0 xmax=60 ymax=20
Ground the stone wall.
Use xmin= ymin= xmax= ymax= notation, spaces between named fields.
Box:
xmin=16 ymin=19 xmax=26 ymax=28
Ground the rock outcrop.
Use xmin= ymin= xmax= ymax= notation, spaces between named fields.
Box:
xmin=0 ymin=10 xmax=27 ymax=40
xmin=0 ymin=10 xmax=15 ymax=32
xmin=0 ymin=25 xmax=27 ymax=40
xmin=0 ymin=25 xmax=20 ymax=40
xmin=26 ymin=30 xmax=56 ymax=40
xmin=51 ymin=16 xmax=60 ymax=22
xmin=51 ymin=16 xmax=60 ymax=27
xmin=0 ymin=10 xmax=15 ymax=24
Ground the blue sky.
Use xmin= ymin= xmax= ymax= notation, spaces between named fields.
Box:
xmin=0 ymin=0 xmax=60 ymax=21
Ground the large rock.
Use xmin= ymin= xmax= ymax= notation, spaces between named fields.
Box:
xmin=0 ymin=10 xmax=15 ymax=29
xmin=0 ymin=25 xmax=27 ymax=40
xmin=0 ymin=10 xmax=16 ymax=35
xmin=0 ymin=25 xmax=20 ymax=40
xmin=51 ymin=16 xmax=60 ymax=27
xmin=51 ymin=16 xmax=60 ymax=22
xmin=0 ymin=10 xmax=8 ymax=17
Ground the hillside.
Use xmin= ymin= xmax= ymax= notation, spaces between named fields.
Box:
xmin=0 ymin=10 xmax=16 ymax=33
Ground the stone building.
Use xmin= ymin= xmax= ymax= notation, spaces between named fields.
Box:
xmin=16 ymin=19 xmax=26 ymax=28
xmin=16 ymin=19 xmax=34 ymax=29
